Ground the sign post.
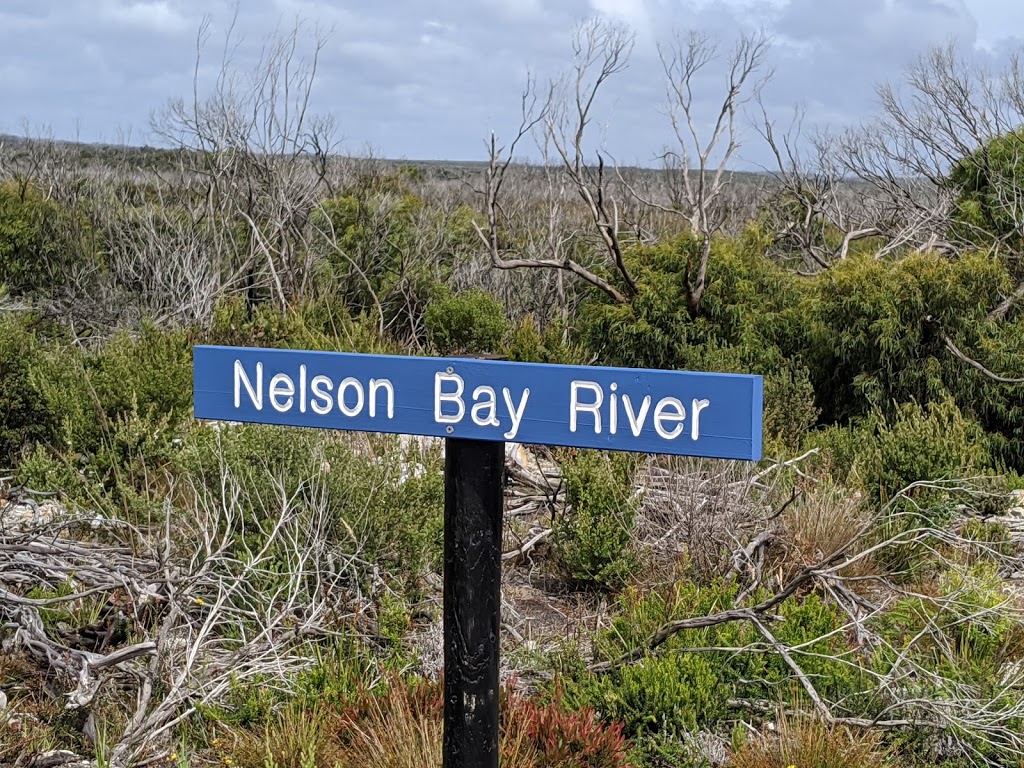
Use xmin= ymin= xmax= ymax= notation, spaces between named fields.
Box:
xmin=443 ymin=437 xmax=504 ymax=768
xmin=192 ymin=345 xmax=763 ymax=767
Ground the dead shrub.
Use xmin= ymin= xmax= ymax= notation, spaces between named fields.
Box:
xmin=782 ymin=481 xmax=876 ymax=579
xmin=731 ymin=710 xmax=889 ymax=768
xmin=634 ymin=456 xmax=763 ymax=580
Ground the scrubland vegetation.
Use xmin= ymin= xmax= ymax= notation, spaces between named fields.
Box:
xmin=5 ymin=16 xmax=1024 ymax=768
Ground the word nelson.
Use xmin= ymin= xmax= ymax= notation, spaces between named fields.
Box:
xmin=232 ymin=362 xmax=712 ymax=443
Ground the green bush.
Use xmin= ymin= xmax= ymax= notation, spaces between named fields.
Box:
xmin=424 ymin=287 xmax=509 ymax=355
xmin=0 ymin=315 xmax=55 ymax=463
xmin=553 ymin=450 xmax=640 ymax=590
xmin=0 ymin=182 xmax=94 ymax=295
xmin=27 ymin=323 xmax=193 ymax=459
xmin=175 ymin=425 xmax=444 ymax=593
xmin=503 ymin=315 xmax=589 ymax=366
xmin=313 ymin=191 xmax=472 ymax=339
xmin=950 ymin=129 xmax=1024 ymax=251
xmin=562 ymin=581 xmax=861 ymax=741
xmin=801 ymin=250 xmax=1024 ymax=470
xmin=867 ymin=559 xmax=1024 ymax=765
xmin=581 ymin=235 xmax=818 ymax=455
xmin=207 ymin=296 xmax=399 ymax=355
xmin=850 ymin=398 xmax=992 ymax=509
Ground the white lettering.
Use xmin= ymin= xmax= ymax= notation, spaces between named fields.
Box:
xmin=337 ymin=377 xmax=365 ymax=417
xmin=654 ymin=397 xmax=686 ymax=440
xmin=691 ymin=398 xmax=710 ymax=440
xmin=622 ymin=394 xmax=651 ymax=437
xmin=369 ymin=379 xmax=395 ymax=419
xmin=269 ymin=373 xmax=295 ymax=413
xmin=502 ymin=388 xmax=530 ymax=440
xmin=234 ymin=360 xmax=263 ymax=410
xmin=310 ymin=375 xmax=333 ymax=415
xmin=435 ymin=372 xmax=465 ymax=424
xmin=609 ymin=383 xmax=618 ymax=435
xmin=299 ymin=365 xmax=307 ymax=413
xmin=471 ymin=386 xmax=500 ymax=427
xmin=570 ymin=381 xmax=603 ymax=434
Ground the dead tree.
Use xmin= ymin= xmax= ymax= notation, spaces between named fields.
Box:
xmin=758 ymin=105 xmax=880 ymax=271
xmin=153 ymin=14 xmax=336 ymax=311
xmin=473 ymin=19 xmax=638 ymax=307
xmin=621 ymin=30 xmax=771 ymax=316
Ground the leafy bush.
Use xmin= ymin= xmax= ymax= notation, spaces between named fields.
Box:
xmin=28 ymin=323 xmax=193 ymax=458
xmin=582 ymin=235 xmax=818 ymax=455
xmin=949 ymin=129 xmax=1024 ymax=251
xmin=207 ymin=295 xmax=399 ymax=355
xmin=503 ymin=314 xmax=589 ymax=365
xmin=313 ymin=191 xmax=474 ymax=339
xmin=0 ymin=182 xmax=93 ymax=295
xmin=851 ymin=398 xmax=992 ymax=508
xmin=553 ymin=450 xmax=640 ymax=590
xmin=505 ymin=682 xmax=633 ymax=768
xmin=802 ymin=250 xmax=1024 ymax=469
xmin=808 ymin=398 xmax=992 ymax=511
xmin=0 ymin=315 xmax=55 ymax=463
xmin=425 ymin=287 xmax=509 ymax=354
xmin=563 ymin=581 xmax=861 ymax=741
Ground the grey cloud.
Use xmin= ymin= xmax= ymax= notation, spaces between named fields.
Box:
xmin=0 ymin=0 xmax=1020 ymax=165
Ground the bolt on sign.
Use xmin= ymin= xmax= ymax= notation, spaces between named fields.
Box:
xmin=193 ymin=344 xmax=764 ymax=768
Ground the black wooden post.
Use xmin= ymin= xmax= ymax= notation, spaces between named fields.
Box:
xmin=443 ymin=437 xmax=505 ymax=768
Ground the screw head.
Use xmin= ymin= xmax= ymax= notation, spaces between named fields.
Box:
xmin=446 ymin=366 xmax=454 ymax=374
xmin=446 ymin=426 xmax=454 ymax=434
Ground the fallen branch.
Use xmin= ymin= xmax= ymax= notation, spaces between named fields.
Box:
xmin=502 ymin=528 xmax=553 ymax=563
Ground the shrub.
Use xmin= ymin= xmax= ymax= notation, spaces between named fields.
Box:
xmin=0 ymin=182 xmax=93 ymax=295
xmin=553 ymin=450 xmax=640 ymax=590
xmin=563 ymin=581 xmax=862 ymax=740
xmin=207 ymin=296 xmax=400 ymax=355
xmin=865 ymin=559 xmax=1024 ymax=764
xmin=503 ymin=314 xmax=589 ymax=365
xmin=581 ymin=235 xmax=818 ymax=455
xmin=803 ymin=250 xmax=1007 ymax=418
xmin=506 ymin=682 xmax=633 ymax=768
xmin=852 ymin=398 xmax=992 ymax=509
xmin=949 ymin=129 xmax=1024 ymax=250
xmin=959 ymin=517 xmax=1016 ymax=564
xmin=730 ymin=710 xmax=889 ymax=768
xmin=329 ymin=674 xmax=632 ymax=768
xmin=315 ymin=191 xmax=447 ymax=334
xmin=425 ymin=287 xmax=509 ymax=354
xmin=235 ymin=701 xmax=343 ymax=768
xmin=26 ymin=323 xmax=193 ymax=460
xmin=175 ymin=426 xmax=444 ymax=594
xmin=0 ymin=315 xmax=55 ymax=463
xmin=808 ymin=398 xmax=992 ymax=512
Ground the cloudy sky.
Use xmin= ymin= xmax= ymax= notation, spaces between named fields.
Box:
xmin=1 ymin=0 xmax=1022 ymax=168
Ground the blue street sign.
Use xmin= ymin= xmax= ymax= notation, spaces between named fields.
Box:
xmin=193 ymin=345 xmax=763 ymax=461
